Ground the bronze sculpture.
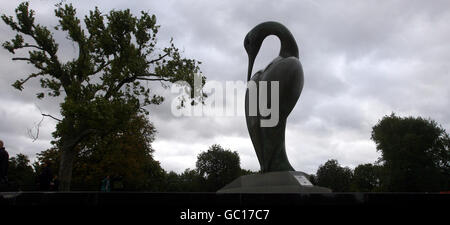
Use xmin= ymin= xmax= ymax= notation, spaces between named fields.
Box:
xmin=218 ymin=22 xmax=331 ymax=192
xmin=244 ymin=21 xmax=304 ymax=173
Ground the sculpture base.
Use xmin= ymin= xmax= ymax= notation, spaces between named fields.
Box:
xmin=217 ymin=171 xmax=332 ymax=193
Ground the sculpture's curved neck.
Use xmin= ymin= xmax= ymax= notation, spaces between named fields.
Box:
xmin=255 ymin=22 xmax=299 ymax=58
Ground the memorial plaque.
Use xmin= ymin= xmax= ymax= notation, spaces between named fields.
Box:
xmin=294 ymin=175 xmax=313 ymax=186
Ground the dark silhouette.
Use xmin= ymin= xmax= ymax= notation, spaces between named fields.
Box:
xmin=101 ymin=176 xmax=111 ymax=192
xmin=38 ymin=162 xmax=53 ymax=191
xmin=0 ymin=140 xmax=9 ymax=185
xmin=50 ymin=175 xmax=60 ymax=191
xmin=316 ymin=159 xmax=353 ymax=192
xmin=112 ymin=176 xmax=124 ymax=191
xmin=371 ymin=113 xmax=450 ymax=192
xmin=196 ymin=144 xmax=241 ymax=191
xmin=244 ymin=21 xmax=303 ymax=172
xmin=7 ymin=153 xmax=35 ymax=191
xmin=2 ymin=2 xmax=206 ymax=191
xmin=351 ymin=163 xmax=382 ymax=192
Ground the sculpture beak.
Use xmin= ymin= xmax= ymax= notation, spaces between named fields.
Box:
xmin=247 ymin=55 xmax=255 ymax=81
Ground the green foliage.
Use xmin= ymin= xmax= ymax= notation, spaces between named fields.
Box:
xmin=316 ymin=159 xmax=353 ymax=192
xmin=196 ymin=144 xmax=242 ymax=192
xmin=165 ymin=144 xmax=259 ymax=192
xmin=2 ymin=2 xmax=205 ymax=103
xmin=159 ymin=169 xmax=207 ymax=192
xmin=163 ymin=171 xmax=183 ymax=192
xmin=351 ymin=163 xmax=382 ymax=192
xmin=158 ymin=167 xmax=257 ymax=192
xmin=8 ymin=154 xmax=35 ymax=189
xmin=34 ymin=142 xmax=254 ymax=192
xmin=34 ymin=147 xmax=60 ymax=176
xmin=36 ymin=114 xmax=166 ymax=191
xmin=308 ymin=174 xmax=317 ymax=186
xmin=73 ymin=114 xmax=161 ymax=190
xmin=178 ymin=169 xmax=207 ymax=192
xmin=240 ymin=169 xmax=258 ymax=176
xmin=371 ymin=113 xmax=450 ymax=192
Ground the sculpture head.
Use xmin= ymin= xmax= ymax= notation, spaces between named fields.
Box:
xmin=244 ymin=28 xmax=264 ymax=81
xmin=245 ymin=21 xmax=294 ymax=81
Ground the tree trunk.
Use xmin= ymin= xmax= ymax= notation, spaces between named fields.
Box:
xmin=58 ymin=146 xmax=76 ymax=191
xmin=57 ymin=129 xmax=95 ymax=191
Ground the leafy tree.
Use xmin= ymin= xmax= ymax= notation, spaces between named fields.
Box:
xmin=371 ymin=113 xmax=450 ymax=192
xmin=8 ymin=154 xmax=35 ymax=189
xmin=308 ymin=174 xmax=317 ymax=186
xmin=196 ymin=144 xmax=241 ymax=192
xmin=34 ymin=147 xmax=60 ymax=175
xmin=142 ymin=155 xmax=167 ymax=192
xmin=163 ymin=171 xmax=183 ymax=192
xmin=160 ymin=167 xmax=254 ymax=192
xmin=240 ymin=169 xmax=257 ymax=176
xmin=351 ymin=163 xmax=382 ymax=192
xmin=316 ymin=159 xmax=353 ymax=192
xmin=71 ymin=114 xmax=160 ymax=191
xmin=178 ymin=168 xmax=207 ymax=192
xmin=35 ymin=115 xmax=166 ymax=191
xmin=2 ymin=2 xmax=206 ymax=190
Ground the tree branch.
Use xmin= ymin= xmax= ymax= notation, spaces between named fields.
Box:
xmin=148 ymin=52 xmax=169 ymax=64
xmin=27 ymin=116 xmax=44 ymax=142
xmin=104 ymin=71 xmax=174 ymax=99
xmin=91 ymin=60 xmax=111 ymax=75
xmin=63 ymin=129 xmax=97 ymax=151
xmin=42 ymin=113 xmax=62 ymax=121
xmin=136 ymin=77 xmax=171 ymax=82
xmin=22 ymin=44 xmax=45 ymax=51
xmin=12 ymin=57 xmax=31 ymax=61
xmin=104 ymin=75 xmax=138 ymax=99
xmin=22 ymin=71 xmax=45 ymax=83
xmin=12 ymin=57 xmax=47 ymax=71
xmin=27 ymin=105 xmax=61 ymax=142
xmin=12 ymin=71 xmax=46 ymax=90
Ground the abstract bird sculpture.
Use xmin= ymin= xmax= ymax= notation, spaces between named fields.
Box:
xmin=244 ymin=21 xmax=304 ymax=173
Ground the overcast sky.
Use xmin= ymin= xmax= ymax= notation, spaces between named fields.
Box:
xmin=1 ymin=0 xmax=449 ymax=174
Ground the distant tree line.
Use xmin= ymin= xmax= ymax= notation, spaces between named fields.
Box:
xmin=5 ymin=113 xmax=449 ymax=192
xmin=312 ymin=114 xmax=450 ymax=192
xmin=6 ymin=143 xmax=254 ymax=192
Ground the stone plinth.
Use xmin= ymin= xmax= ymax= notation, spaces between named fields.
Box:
xmin=217 ymin=171 xmax=332 ymax=193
